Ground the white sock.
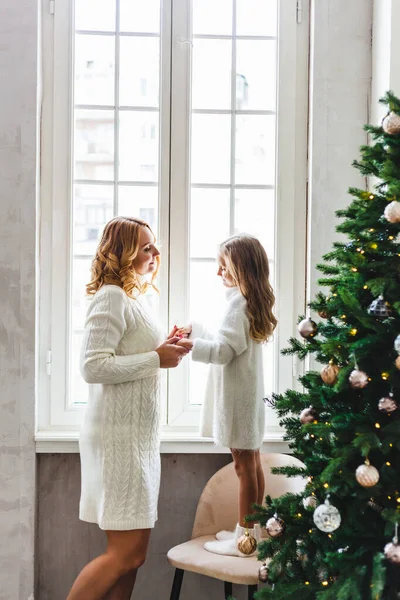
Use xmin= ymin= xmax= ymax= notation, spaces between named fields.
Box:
xmin=215 ymin=529 xmax=235 ymax=541
xmin=205 ymin=524 xmax=258 ymax=557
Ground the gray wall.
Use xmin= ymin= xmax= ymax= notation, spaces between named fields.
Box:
xmin=0 ymin=0 xmax=373 ymax=599
xmin=0 ymin=0 xmax=38 ymax=599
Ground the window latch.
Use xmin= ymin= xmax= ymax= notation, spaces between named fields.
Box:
xmin=296 ymin=0 xmax=303 ymax=24
xmin=49 ymin=0 xmax=55 ymax=15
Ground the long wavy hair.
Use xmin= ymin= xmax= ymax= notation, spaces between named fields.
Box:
xmin=86 ymin=216 xmax=160 ymax=297
xmin=219 ymin=234 xmax=277 ymax=342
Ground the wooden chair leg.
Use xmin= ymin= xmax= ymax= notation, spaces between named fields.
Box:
xmin=248 ymin=584 xmax=258 ymax=599
xmin=224 ymin=581 xmax=233 ymax=598
xmin=169 ymin=568 xmax=184 ymax=600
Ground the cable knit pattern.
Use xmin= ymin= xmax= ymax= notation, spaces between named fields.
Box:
xmin=79 ymin=285 xmax=164 ymax=530
xmin=191 ymin=287 xmax=266 ymax=450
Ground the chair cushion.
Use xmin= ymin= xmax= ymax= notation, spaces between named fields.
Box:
xmin=167 ymin=535 xmax=263 ymax=585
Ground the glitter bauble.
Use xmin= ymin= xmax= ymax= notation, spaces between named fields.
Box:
xmin=384 ymin=201 xmax=400 ymax=223
xmin=356 ymin=460 xmax=380 ymax=488
xmin=349 ymin=369 xmax=369 ymax=389
xmin=384 ymin=541 xmax=400 ymax=564
xmin=368 ymin=295 xmax=391 ymax=318
xmin=266 ymin=515 xmax=285 ymax=538
xmin=321 ymin=363 xmax=340 ymax=385
xmin=318 ymin=310 xmax=329 ymax=319
xmin=300 ymin=407 xmax=318 ymax=424
xmin=303 ymin=495 xmax=318 ymax=509
xmin=237 ymin=531 xmax=257 ymax=555
xmin=313 ymin=499 xmax=341 ymax=533
xmin=378 ymin=395 xmax=398 ymax=414
xmin=258 ymin=562 xmax=269 ymax=583
xmin=298 ymin=318 xmax=318 ymax=339
xmin=382 ymin=111 xmax=400 ymax=135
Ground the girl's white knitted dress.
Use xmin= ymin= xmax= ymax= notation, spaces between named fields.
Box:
xmin=79 ymin=285 xmax=164 ymax=530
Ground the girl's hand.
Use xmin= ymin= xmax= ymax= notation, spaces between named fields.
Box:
xmin=176 ymin=325 xmax=192 ymax=339
xmin=176 ymin=339 xmax=194 ymax=351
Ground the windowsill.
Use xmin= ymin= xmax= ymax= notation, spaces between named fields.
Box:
xmin=35 ymin=430 xmax=291 ymax=454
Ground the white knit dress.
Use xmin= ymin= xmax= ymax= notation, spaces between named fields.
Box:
xmin=79 ymin=284 xmax=164 ymax=531
xmin=192 ymin=287 xmax=265 ymax=450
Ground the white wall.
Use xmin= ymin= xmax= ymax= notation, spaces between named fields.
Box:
xmin=308 ymin=0 xmax=373 ymax=304
xmin=0 ymin=0 xmax=39 ymax=599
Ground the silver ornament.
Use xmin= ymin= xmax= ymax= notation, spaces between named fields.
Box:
xmin=355 ymin=459 xmax=380 ymax=488
xmin=394 ymin=334 xmax=400 ymax=354
xmin=349 ymin=369 xmax=369 ymax=389
xmin=368 ymin=295 xmax=391 ymax=318
xmin=298 ymin=318 xmax=318 ymax=339
xmin=384 ymin=201 xmax=400 ymax=223
xmin=258 ymin=562 xmax=269 ymax=582
xmin=378 ymin=394 xmax=398 ymax=414
xmin=313 ymin=498 xmax=341 ymax=533
xmin=384 ymin=542 xmax=400 ymax=564
xmin=382 ymin=111 xmax=400 ymax=135
xmin=266 ymin=514 xmax=285 ymax=538
xmin=303 ymin=495 xmax=318 ymax=509
xmin=300 ymin=407 xmax=318 ymax=424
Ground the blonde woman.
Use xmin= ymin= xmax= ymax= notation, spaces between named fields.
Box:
xmin=67 ymin=217 xmax=190 ymax=600
xmin=176 ymin=234 xmax=277 ymax=557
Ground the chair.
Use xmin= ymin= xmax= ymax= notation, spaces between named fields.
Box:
xmin=167 ymin=453 xmax=305 ymax=600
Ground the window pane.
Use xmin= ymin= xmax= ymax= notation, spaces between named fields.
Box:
xmin=120 ymin=37 xmax=160 ymax=107
xmin=236 ymin=40 xmax=276 ymax=111
xmin=189 ymin=260 xmax=226 ymax=405
xmin=192 ymin=39 xmax=232 ymax=110
xmin=193 ymin=0 xmax=233 ymax=35
xmin=119 ymin=112 xmax=159 ymax=182
xmin=236 ymin=0 xmax=278 ymax=37
xmin=235 ymin=115 xmax=275 ymax=185
xmin=234 ymin=189 xmax=275 ymax=259
xmin=75 ymin=35 xmax=115 ymax=106
xmin=118 ymin=185 xmax=158 ymax=234
xmin=191 ymin=114 xmax=231 ymax=184
xmin=190 ymin=189 xmax=230 ymax=257
xmin=74 ymin=109 xmax=115 ymax=180
xmin=120 ymin=0 xmax=161 ymax=33
xmin=75 ymin=0 xmax=116 ymax=32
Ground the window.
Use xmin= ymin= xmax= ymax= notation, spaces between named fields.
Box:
xmin=38 ymin=0 xmax=308 ymax=443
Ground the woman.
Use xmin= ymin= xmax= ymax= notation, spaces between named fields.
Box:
xmin=67 ymin=217 xmax=190 ymax=600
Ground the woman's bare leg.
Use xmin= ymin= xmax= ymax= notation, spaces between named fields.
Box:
xmin=230 ymin=449 xmax=258 ymax=528
xmin=66 ymin=528 xmax=151 ymax=600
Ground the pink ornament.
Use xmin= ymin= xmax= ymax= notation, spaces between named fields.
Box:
xmin=349 ymin=369 xmax=369 ymax=389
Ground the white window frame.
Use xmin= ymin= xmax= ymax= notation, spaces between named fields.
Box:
xmin=36 ymin=0 xmax=309 ymax=452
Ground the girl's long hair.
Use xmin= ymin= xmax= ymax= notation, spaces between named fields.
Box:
xmin=86 ymin=216 xmax=160 ymax=297
xmin=219 ymin=234 xmax=277 ymax=342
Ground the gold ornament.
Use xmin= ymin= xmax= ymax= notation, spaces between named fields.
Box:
xmin=355 ymin=459 xmax=380 ymax=488
xmin=321 ymin=362 xmax=340 ymax=385
xmin=318 ymin=309 xmax=329 ymax=319
xmin=266 ymin=514 xmax=285 ymax=538
xmin=303 ymin=495 xmax=318 ymax=509
xmin=349 ymin=369 xmax=369 ymax=389
xmin=300 ymin=407 xmax=318 ymax=424
xmin=382 ymin=111 xmax=400 ymax=135
xmin=378 ymin=394 xmax=398 ymax=414
xmin=384 ymin=200 xmax=400 ymax=223
xmin=237 ymin=530 xmax=257 ymax=555
xmin=396 ymin=356 xmax=400 ymax=370
xmin=258 ymin=562 xmax=269 ymax=583
xmin=298 ymin=318 xmax=318 ymax=339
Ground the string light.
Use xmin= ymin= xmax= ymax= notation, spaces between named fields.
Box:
xmin=382 ymin=372 xmax=389 ymax=380
xmin=322 ymin=581 xmax=329 ymax=586
xmin=375 ymin=423 xmax=381 ymax=429
xmin=363 ymin=285 xmax=368 ymax=289
xmin=350 ymin=328 xmax=358 ymax=336
xmin=341 ymin=314 xmax=347 ymax=319
xmin=390 ymin=443 xmax=393 ymax=448
xmin=386 ymin=462 xmax=391 ymax=466
xmin=369 ymin=194 xmax=375 ymax=200
xmin=328 ymin=534 xmax=332 ymax=538
xmin=297 ymin=513 xmax=302 ymax=517
xmin=305 ymin=581 xmax=310 ymax=585
xmin=323 ymin=483 xmax=329 ymax=489
xmin=369 ymin=228 xmax=375 ymax=232
xmin=397 ymin=498 xmax=400 ymax=504
xmin=370 ymin=243 xmax=378 ymax=249
xmin=309 ymin=529 xmax=313 ymax=534
xmin=388 ymin=496 xmax=392 ymax=500
xmin=351 ymin=267 xmax=358 ymax=272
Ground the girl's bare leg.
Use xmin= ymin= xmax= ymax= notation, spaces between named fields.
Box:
xmin=230 ymin=449 xmax=258 ymax=528
xmin=255 ymin=450 xmax=265 ymax=506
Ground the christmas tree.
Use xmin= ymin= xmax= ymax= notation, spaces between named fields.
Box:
xmin=252 ymin=91 xmax=400 ymax=599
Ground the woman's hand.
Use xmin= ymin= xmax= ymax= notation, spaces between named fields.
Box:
xmin=176 ymin=339 xmax=194 ymax=351
xmin=156 ymin=337 xmax=191 ymax=368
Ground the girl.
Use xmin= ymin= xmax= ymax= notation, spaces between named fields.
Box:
xmin=67 ymin=217 xmax=190 ymax=600
xmin=176 ymin=234 xmax=277 ymax=557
